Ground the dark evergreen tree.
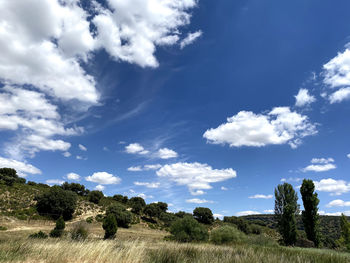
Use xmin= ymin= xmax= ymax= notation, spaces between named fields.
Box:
xmin=103 ymin=214 xmax=118 ymax=239
xmin=50 ymin=216 xmax=65 ymax=237
xmin=339 ymin=214 xmax=350 ymax=250
xmin=193 ymin=207 xmax=214 ymax=224
xmin=128 ymin=197 xmax=146 ymax=214
xmin=143 ymin=203 xmax=162 ymax=218
xmin=300 ymin=179 xmax=321 ymax=247
xmin=274 ymin=183 xmax=299 ymax=246
xmin=88 ymin=190 xmax=104 ymax=204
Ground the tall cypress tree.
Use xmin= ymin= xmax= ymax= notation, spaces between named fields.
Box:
xmin=274 ymin=183 xmax=299 ymax=246
xmin=300 ymin=179 xmax=320 ymax=247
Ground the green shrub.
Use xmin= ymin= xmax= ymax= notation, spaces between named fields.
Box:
xmin=29 ymin=231 xmax=48 ymax=239
xmin=193 ymin=207 xmax=214 ymax=225
xmin=106 ymin=204 xmax=132 ymax=228
xmin=35 ymin=186 xmax=77 ymax=220
xmin=71 ymin=221 xmax=89 ymax=240
xmin=170 ymin=216 xmax=209 ymax=242
xmin=0 ymin=226 xmax=7 ymax=231
xmin=103 ymin=214 xmax=118 ymax=239
xmin=88 ymin=190 xmax=104 ymax=204
xmin=250 ymin=224 xmax=262 ymax=235
xmin=50 ymin=216 xmax=65 ymax=238
xmin=95 ymin=214 xmax=104 ymax=222
xmin=210 ymin=225 xmax=246 ymax=245
xmin=128 ymin=197 xmax=146 ymax=214
xmin=223 ymin=216 xmax=251 ymax=234
xmin=86 ymin=217 xmax=93 ymax=223
xmin=247 ymin=234 xmax=279 ymax=247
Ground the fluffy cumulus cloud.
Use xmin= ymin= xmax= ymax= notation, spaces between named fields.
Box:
xmin=93 ymin=0 xmax=199 ymax=67
xmin=0 ymin=156 xmax=41 ymax=177
xmin=347 ymin=154 xmax=350 ymax=159
xmin=326 ymin=199 xmax=350 ymax=207
xmin=63 ymin=152 xmax=71 ymax=158
xmin=186 ymin=198 xmax=214 ymax=204
xmin=46 ymin=179 xmax=64 ymax=185
xmin=236 ymin=211 xmax=261 ymax=216
xmin=156 ymin=162 xmax=236 ymax=195
xmin=157 ymin=148 xmax=178 ymax=159
xmin=314 ymin=178 xmax=350 ymax=196
xmin=134 ymin=181 xmax=160 ymax=188
xmin=85 ymin=171 xmax=121 ymax=185
xmin=323 ymin=47 xmax=350 ymax=103
xmin=303 ymin=158 xmax=336 ymax=172
xmin=249 ymin=194 xmax=273 ymax=199
xmin=0 ymin=0 xmax=199 ymax=159
xmin=127 ymin=164 xmax=162 ymax=172
xmin=66 ymin=172 xmax=80 ymax=181
xmin=203 ymin=107 xmax=317 ymax=149
xmin=294 ymin=89 xmax=316 ymax=107
xmin=180 ymin=30 xmax=203 ymax=49
xmin=125 ymin=143 xmax=149 ymax=155
xmin=95 ymin=185 xmax=105 ymax=191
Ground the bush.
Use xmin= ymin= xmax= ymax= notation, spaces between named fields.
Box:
xmin=103 ymin=214 xmax=118 ymax=239
xmin=210 ymin=225 xmax=246 ymax=245
xmin=61 ymin=182 xmax=88 ymax=196
xmin=113 ymin=194 xmax=128 ymax=204
xmin=71 ymin=221 xmax=89 ymax=240
xmin=95 ymin=214 xmax=104 ymax=222
xmin=160 ymin=212 xmax=177 ymax=227
xmin=193 ymin=207 xmax=214 ymax=225
xmin=223 ymin=216 xmax=250 ymax=234
xmin=144 ymin=203 xmax=162 ymax=219
xmin=106 ymin=204 xmax=132 ymax=228
xmin=0 ymin=226 xmax=7 ymax=231
xmin=170 ymin=216 xmax=209 ymax=242
xmin=0 ymin=168 xmax=25 ymax=185
xmin=50 ymin=216 xmax=65 ymax=238
xmin=35 ymin=186 xmax=77 ymax=220
xmin=29 ymin=231 xmax=48 ymax=239
xmin=88 ymin=190 xmax=104 ymax=204
xmin=86 ymin=217 xmax=93 ymax=224
xmin=296 ymin=237 xmax=315 ymax=248
xmin=128 ymin=197 xmax=146 ymax=214
xmin=250 ymin=224 xmax=262 ymax=235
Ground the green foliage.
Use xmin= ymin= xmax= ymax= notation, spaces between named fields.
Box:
xmin=160 ymin=212 xmax=177 ymax=227
xmin=193 ymin=207 xmax=214 ymax=225
xmin=35 ymin=186 xmax=77 ymax=220
xmin=0 ymin=168 xmax=26 ymax=186
xmin=103 ymin=214 xmax=118 ymax=239
xmin=106 ymin=203 xmax=132 ymax=228
xmin=0 ymin=226 xmax=7 ymax=231
xmin=86 ymin=217 xmax=93 ymax=223
xmin=250 ymin=224 xmax=262 ymax=235
xmin=338 ymin=214 xmax=350 ymax=250
xmin=144 ymin=203 xmax=162 ymax=218
xmin=175 ymin=211 xmax=193 ymax=218
xmin=71 ymin=221 xmax=89 ymax=240
xmin=29 ymin=231 xmax=48 ymax=239
xmin=95 ymin=214 xmax=104 ymax=222
xmin=128 ymin=197 xmax=146 ymax=214
xmin=210 ymin=225 xmax=246 ymax=244
xmin=61 ymin=182 xmax=89 ymax=196
xmin=274 ymin=183 xmax=298 ymax=246
xmin=223 ymin=216 xmax=251 ymax=234
xmin=170 ymin=216 xmax=209 ymax=242
xmin=113 ymin=194 xmax=128 ymax=204
xmin=300 ymin=179 xmax=320 ymax=247
xmin=156 ymin=202 xmax=168 ymax=213
xmin=88 ymin=190 xmax=104 ymax=204
xmin=50 ymin=216 xmax=65 ymax=238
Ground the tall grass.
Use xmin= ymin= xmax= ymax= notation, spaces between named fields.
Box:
xmin=1 ymin=238 xmax=350 ymax=263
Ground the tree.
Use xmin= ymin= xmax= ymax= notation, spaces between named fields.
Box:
xmin=128 ymin=197 xmax=146 ymax=214
xmin=103 ymin=214 xmax=118 ymax=239
xmin=300 ymin=179 xmax=321 ymax=247
xmin=0 ymin=168 xmax=25 ymax=186
xmin=61 ymin=182 xmax=88 ymax=196
xmin=170 ymin=216 xmax=208 ymax=242
xmin=143 ymin=203 xmax=162 ymax=219
xmin=106 ymin=204 xmax=132 ymax=228
xmin=338 ymin=214 xmax=350 ymax=250
xmin=155 ymin=202 xmax=168 ymax=213
xmin=88 ymin=190 xmax=104 ymax=204
xmin=50 ymin=216 xmax=65 ymax=237
xmin=113 ymin=194 xmax=128 ymax=204
xmin=223 ymin=216 xmax=250 ymax=234
xmin=193 ymin=207 xmax=214 ymax=224
xmin=274 ymin=183 xmax=299 ymax=246
xmin=35 ymin=186 xmax=77 ymax=220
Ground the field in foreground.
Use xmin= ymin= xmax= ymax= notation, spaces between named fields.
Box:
xmin=1 ymin=217 xmax=350 ymax=263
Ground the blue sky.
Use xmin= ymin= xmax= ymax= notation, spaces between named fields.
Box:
xmin=1 ymin=0 xmax=350 ymax=218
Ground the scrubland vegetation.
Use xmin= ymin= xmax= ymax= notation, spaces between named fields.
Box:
xmin=2 ymin=167 xmax=350 ymax=262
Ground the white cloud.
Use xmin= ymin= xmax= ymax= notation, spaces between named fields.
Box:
xmin=326 ymin=199 xmax=350 ymax=208
xmin=93 ymin=0 xmax=198 ymax=67
xmin=311 ymin=158 xmax=334 ymax=164
xmin=180 ymin=30 xmax=203 ymax=49
xmin=157 ymin=148 xmax=178 ymax=159
xmin=294 ymin=89 xmax=316 ymax=107
xmin=236 ymin=211 xmax=261 ymax=216
xmin=221 ymin=186 xmax=228 ymax=191
xmin=127 ymin=166 xmax=143 ymax=172
xmin=125 ymin=143 xmax=149 ymax=155
xmin=66 ymin=172 xmax=80 ymax=181
xmin=79 ymin=144 xmax=87 ymax=151
xmin=186 ymin=198 xmax=214 ymax=204
xmin=319 ymin=210 xmax=350 ymax=216
xmin=249 ymin=194 xmax=273 ymax=199
xmin=203 ymin=107 xmax=317 ymax=149
xmin=281 ymin=177 xmax=302 ymax=183
xmin=263 ymin=209 xmax=274 ymax=214
xmin=329 ymin=87 xmax=350 ymax=104
xmin=314 ymin=178 xmax=350 ymax=196
xmin=213 ymin=213 xmax=224 ymax=219
xmin=138 ymin=193 xmax=154 ymax=199
xmin=95 ymin=184 xmax=105 ymax=191
xmin=156 ymin=162 xmax=236 ymax=195
xmin=0 ymin=156 xmax=41 ymax=177
xmin=63 ymin=152 xmax=71 ymax=158
xmin=85 ymin=171 xmax=121 ymax=185
xmin=46 ymin=179 xmax=64 ymax=185
xmin=347 ymin=153 xmax=350 ymax=159
xmin=76 ymin=155 xmax=87 ymax=160
xmin=303 ymin=164 xmax=336 ymax=172
xmin=134 ymin=181 xmax=160 ymax=189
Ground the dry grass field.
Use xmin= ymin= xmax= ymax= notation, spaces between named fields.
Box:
xmin=1 ymin=216 xmax=350 ymax=263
